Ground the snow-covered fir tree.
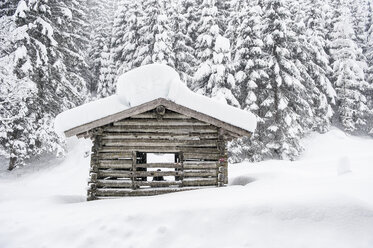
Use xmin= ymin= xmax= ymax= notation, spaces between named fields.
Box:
xmin=289 ymin=0 xmax=335 ymax=133
xmin=329 ymin=4 xmax=371 ymax=133
xmin=0 ymin=0 xmax=19 ymax=16
xmin=87 ymin=0 xmax=117 ymax=95
xmin=365 ymin=1 xmax=373 ymax=126
xmin=258 ymin=0 xmax=313 ymax=160
xmin=112 ymin=0 xmax=144 ymax=74
xmin=227 ymin=1 xmax=269 ymax=162
xmin=0 ymin=9 xmax=39 ymax=170
xmin=171 ymin=0 xmax=197 ymax=85
xmin=193 ymin=0 xmax=238 ymax=106
xmin=130 ymin=0 xmax=175 ymax=67
xmin=0 ymin=0 xmax=89 ymax=170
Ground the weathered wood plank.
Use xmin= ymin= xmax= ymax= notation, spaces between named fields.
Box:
xmin=101 ymin=132 xmax=218 ymax=140
xmin=101 ymin=139 xmax=218 ymax=147
xmin=182 ymin=178 xmax=217 ymax=186
xmin=97 ymin=179 xmax=183 ymax=188
xmin=98 ymin=170 xmax=132 ymax=179
xmin=98 ymin=160 xmax=133 ymax=169
xmin=136 ymin=181 xmax=182 ymax=187
xmin=98 ymin=170 xmax=182 ymax=178
xmin=130 ymin=112 xmax=192 ymax=119
xmin=114 ymin=119 xmax=209 ymax=126
xmin=97 ymin=146 xmax=220 ymax=154
xmin=97 ymin=152 xmax=132 ymax=159
xmin=104 ymin=125 xmax=218 ymax=133
xmin=135 ymin=163 xmax=183 ymax=169
xmin=183 ymin=170 xmax=217 ymax=177
xmin=183 ymin=162 xmax=218 ymax=169
xmin=183 ymin=153 xmax=221 ymax=160
xmin=97 ymin=180 xmax=132 ymax=188
xmin=98 ymin=169 xmax=218 ymax=179
xmin=95 ymin=187 xmax=200 ymax=197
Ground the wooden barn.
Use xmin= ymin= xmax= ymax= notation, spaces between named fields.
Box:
xmin=56 ymin=64 xmax=256 ymax=200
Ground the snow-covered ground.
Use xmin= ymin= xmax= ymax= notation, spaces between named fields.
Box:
xmin=0 ymin=128 xmax=372 ymax=248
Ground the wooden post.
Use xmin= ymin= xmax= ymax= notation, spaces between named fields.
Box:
xmin=217 ymin=128 xmax=228 ymax=186
xmin=87 ymin=129 xmax=102 ymax=201
xmin=180 ymin=152 xmax=184 ymax=187
xmin=131 ymin=151 xmax=137 ymax=189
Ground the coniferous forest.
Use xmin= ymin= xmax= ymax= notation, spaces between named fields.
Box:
xmin=1 ymin=0 xmax=373 ymax=170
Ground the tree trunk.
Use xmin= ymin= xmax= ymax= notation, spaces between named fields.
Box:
xmin=8 ymin=156 xmax=17 ymax=171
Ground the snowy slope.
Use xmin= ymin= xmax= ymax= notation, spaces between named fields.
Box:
xmin=0 ymin=128 xmax=372 ymax=248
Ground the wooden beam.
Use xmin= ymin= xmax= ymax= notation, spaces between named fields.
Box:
xmin=101 ymin=132 xmax=218 ymax=140
xmin=100 ymin=139 xmax=218 ymax=147
xmin=183 ymin=162 xmax=218 ymax=169
xmin=183 ymin=170 xmax=217 ymax=177
xmin=182 ymin=178 xmax=217 ymax=186
xmin=95 ymin=187 xmax=200 ymax=197
xmin=113 ymin=119 xmax=210 ymax=126
xmin=183 ymin=153 xmax=221 ymax=160
xmin=135 ymin=163 xmax=183 ymax=169
xmin=131 ymin=112 xmax=191 ymax=119
xmin=97 ymin=152 xmax=132 ymax=159
xmin=104 ymin=125 xmax=218 ymax=133
xmin=98 ymin=170 xmax=183 ymax=178
xmin=98 ymin=160 xmax=133 ymax=169
xmin=97 ymin=146 xmax=220 ymax=154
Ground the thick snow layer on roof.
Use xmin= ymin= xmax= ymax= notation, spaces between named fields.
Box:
xmin=55 ymin=95 xmax=128 ymax=135
xmin=116 ymin=64 xmax=180 ymax=107
xmin=55 ymin=64 xmax=257 ymax=136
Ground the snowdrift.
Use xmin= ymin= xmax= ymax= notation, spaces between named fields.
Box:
xmin=0 ymin=128 xmax=373 ymax=248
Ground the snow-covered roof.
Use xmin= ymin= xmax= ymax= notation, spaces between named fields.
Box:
xmin=55 ymin=64 xmax=257 ymax=137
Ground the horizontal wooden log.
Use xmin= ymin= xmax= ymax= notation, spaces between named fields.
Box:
xmin=95 ymin=187 xmax=199 ymax=197
xmin=97 ymin=179 xmax=183 ymax=189
xmin=98 ymin=170 xmax=132 ymax=179
xmin=135 ymin=163 xmax=183 ymax=169
xmin=104 ymin=125 xmax=218 ymax=133
xmin=183 ymin=162 xmax=218 ymax=169
xmin=183 ymin=170 xmax=217 ymax=177
xmin=98 ymin=160 xmax=132 ymax=169
xmin=183 ymin=153 xmax=221 ymax=160
xmin=101 ymin=139 xmax=218 ymax=147
xmin=182 ymin=178 xmax=218 ymax=186
xmin=98 ymin=170 xmax=182 ymax=178
xmin=97 ymin=146 xmax=220 ymax=154
xmin=114 ymin=119 xmax=209 ymax=126
xmin=136 ymin=180 xmax=182 ymax=187
xmin=96 ymin=152 xmax=132 ymax=159
xmin=130 ymin=112 xmax=192 ymax=119
xmin=97 ymin=180 xmax=132 ymax=188
xmin=135 ymin=170 xmax=182 ymax=177
xmin=100 ymin=132 xmax=218 ymax=141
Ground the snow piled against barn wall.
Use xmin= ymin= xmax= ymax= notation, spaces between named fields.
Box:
xmin=55 ymin=64 xmax=257 ymax=135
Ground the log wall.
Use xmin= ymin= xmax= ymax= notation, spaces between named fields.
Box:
xmin=87 ymin=108 xmax=230 ymax=200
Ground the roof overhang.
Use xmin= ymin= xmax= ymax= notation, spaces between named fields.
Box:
xmin=65 ymin=98 xmax=252 ymax=138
